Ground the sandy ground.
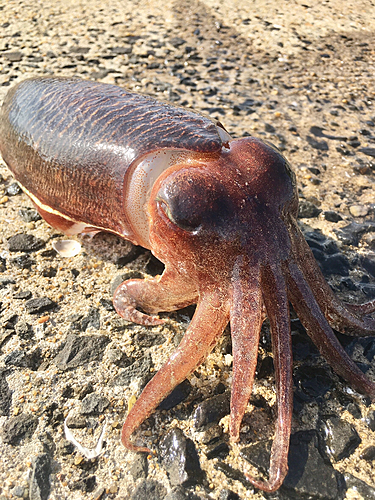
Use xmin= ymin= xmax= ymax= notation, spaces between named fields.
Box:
xmin=0 ymin=0 xmax=375 ymax=499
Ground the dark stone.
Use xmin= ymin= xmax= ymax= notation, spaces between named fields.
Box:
xmin=25 ymin=297 xmax=56 ymax=314
xmin=16 ymin=322 xmax=34 ymax=339
xmin=319 ymin=417 xmax=361 ymax=461
xmin=29 ymin=454 xmax=51 ymax=500
xmin=13 ymin=290 xmax=32 ymax=299
xmin=65 ymin=415 xmax=87 ymax=428
xmin=129 ymin=453 xmax=148 ymax=480
xmin=8 ymin=233 xmax=45 ymax=252
xmin=106 ymin=347 xmax=133 ymax=367
xmin=240 ymin=439 xmax=272 ymax=475
xmin=0 ymin=256 xmax=6 ymax=272
xmin=111 ymin=351 xmax=153 ymax=386
xmin=110 ymin=46 xmax=132 ymax=54
xmin=53 ymin=334 xmax=110 ymax=370
xmin=69 ymin=475 xmax=96 ymax=492
xmin=298 ymin=200 xmax=322 ymax=218
xmin=169 ymin=37 xmax=187 ymax=47
xmin=359 ymin=256 xmax=375 ymax=278
xmin=6 ymin=182 xmax=21 ymax=195
xmin=69 ymin=45 xmax=90 ymax=53
xmin=129 ymin=479 xmax=166 ymax=500
xmin=218 ymin=489 xmax=240 ymax=500
xmin=164 ymin=486 xmax=201 ymax=500
xmin=2 ymin=413 xmax=38 ymax=445
xmin=282 ymin=431 xmax=340 ymax=499
xmin=99 ymin=298 xmax=114 ymax=311
xmin=264 ymin=123 xmax=276 ymax=133
xmin=159 ymin=427 xmax=204 ymax=487
xmin=41 ymin=266 xmax=57 ymax=278
xmin=0 ymin=277 xmax=15 ymax=288
xmin=4 ymin=348 xmax=42 ymax=370
xmin=205 ymin=440 xmax=230 ymax=460
xmin=193 ymin=392 xmax=230 ymax=429
xmin=323 ymin=210 xmax=343 ymax=222
xmin=213 ymin=461 xmax=251 ymax=487
xmin=360 ymin=445 xmax=375 ymax=461
xmin=70 ymin=307 xmax=100 ymax=331
xmin=335 ymin=221 xmax=375 ymax=246
xmin=365 ymin=410 xmax=375 ymax=431
xmin=346 ymin=402 xmax=361 ymax=419
xmin=344 ymin=473 xmax=375 ymax=499
xmin=11 ymin=254 xmax=35 ymax=269
xmin=133 ymin=331 xmax=166 ymax=348
xmin=158 ymin=379 xmax=192 ymax=410
xmin=0 ymin=369 xmax=12 ymax=416
xmin=359 ymin=147 xmax=375 ymax=158
xmin=321 ymin=253 xmax=350 ymax=276
xmin=5 ymin=51 xmax=23 ymax=62
xmin=80 ymin=393 xmax=110 ymax=415
xmin=306 ymin=135 xmax=329 ymax=151
xmin=241 ymin=431 xmax=340 ymax=499
xmin=294 ymin=365 xmax=334 ymax=405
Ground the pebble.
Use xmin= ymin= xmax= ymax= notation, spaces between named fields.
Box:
xmin=53 ymin=334 xmax=110 ymax=370
xmin=344 ymin=473 xmax=375 ymax=499
xmin=241 ymin=431 xmax=340 ymax=499
xmin=159 ymin=427 xmax=204 ymax=487
xmin=2 ymin=413 xmax=38 ymax=445
xmin=0 ymin=369 xmax=12 ymax=416
xmin=13 ymin=290 xmax=32 ymax=299
xmin=111 ymin=351 xmax=153 ymax=387
xmin=4 ymin=348 xmax=42 ymax=370
xmin=8 ymin=233 xmax=45 ymax=252
xmin=365 ymin=410 xmax=375 ymax=431
xmin=293 ymin=365 xmax=334 ymax=408
xmin=129 ymin=479 xmax=166 ymax=500
xmin=359 ymin=256 xmax=375 ymax=278
xmin=129 ymin=453 xmax=148 ymax=480
xmin=192 ymin=392 xmax=230 ymax=429
xmin=18 ymin=208 xmax=42 ymax=223
xmin=80 ymin=393 xmax=110 ymax=415
xmin=349 ymin=204 xmax=369 ymax=217
xmin=69 ymin=475 xmax=96 ymax=492
xmin=164 ymin=486 xmax=201 ymax=500
xmin=6 ymin=182 xmax=21 ymax=195
xmin=319 ymin=417 xmax=361 ymax=461
xmin=360 ymin=445 xmax=375 ymax=461
xmin=359 ymin=147 xmax=375 ymax=158
xmin=323 ymin=210 xmax=343 ymax=222
xmin=158 ymin=379 xmax=192 ymax=410
xmin=218 ymin=489 xmax=240 ymax=500
xmin=11 ymin=254 xmax=35 ymax=269
xmin=29 ymin=454 xmax=51 ymax=500
xmin=25 ymin=297 xmax=57 ymax=314
xmin=298 ymin=200 xmax=322 ymax=218
xmin=70 ymin=307 xmax=100 ymax=331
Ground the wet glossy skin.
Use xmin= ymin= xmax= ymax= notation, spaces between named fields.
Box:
xmin=1 ymin=78 xmax=375 ymax=492
xmin=115 ymin=137 xmax=375 ymax=492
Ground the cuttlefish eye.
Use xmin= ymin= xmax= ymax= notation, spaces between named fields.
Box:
xmin=156 ymin=169 xmax=232 ymax=233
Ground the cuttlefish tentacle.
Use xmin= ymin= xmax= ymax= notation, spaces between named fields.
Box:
xmin=244 ymin=263 xmax=293 ymax=492
xmin=289 ymin=219 xmax=375 ymax=336
xmin=229 ymin=259 xmax=263 ymax=442
xmin=287 ymin=258 xmax=375 ymax=397
xmin=113 ymin=267 xmax=198 ymax=326
xmin=121 ymin=287 xmax=230 ymax=452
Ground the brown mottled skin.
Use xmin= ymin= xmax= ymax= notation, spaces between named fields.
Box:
xmin=1 ymin=77 xmax=375 ymax=492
